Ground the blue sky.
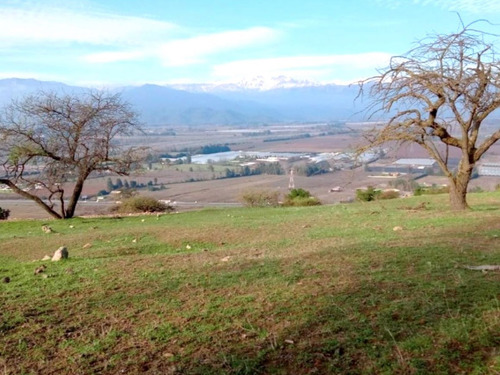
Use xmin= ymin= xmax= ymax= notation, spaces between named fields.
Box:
xmin=1 ymin=0 xmax=499 ymax=87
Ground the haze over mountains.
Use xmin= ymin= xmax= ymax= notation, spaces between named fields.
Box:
xmin=0 ymin=77 xmax=366 ymax=127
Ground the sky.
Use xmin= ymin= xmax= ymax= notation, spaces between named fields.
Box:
xmin=1 ymin=0 xmax=499 ymax=87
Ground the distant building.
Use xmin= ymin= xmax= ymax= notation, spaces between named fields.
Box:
xmin=367 ymin=158 xmax=439 ymax=174
xmin=393 ymin=158 xmax=437 ymax=168
xmin=477 ymin=163 xmax=500 ymax=176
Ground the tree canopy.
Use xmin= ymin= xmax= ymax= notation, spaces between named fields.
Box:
xmin=360 ymin=22 xmax=500 ymax=210
xmin=0 ymin=90 xmax=142 ymax=218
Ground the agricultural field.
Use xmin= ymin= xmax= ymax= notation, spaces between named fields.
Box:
xmin=1 ymin=193 xmax=499 ymax=374
xmin=3 ymin=123 xmax=500 ymax=221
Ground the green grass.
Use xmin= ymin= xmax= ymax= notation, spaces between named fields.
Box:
xmin=1 ymin=193 xmax=500 ymax=374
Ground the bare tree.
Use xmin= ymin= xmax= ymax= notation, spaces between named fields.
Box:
xmin=0 ymin=90 xmax=143 ymax=219
xmin=359 ymin=22 xmax=500 ymax=210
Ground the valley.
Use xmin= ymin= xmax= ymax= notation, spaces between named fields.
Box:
xmin=3 ymin=121 xmax=500 ymax=219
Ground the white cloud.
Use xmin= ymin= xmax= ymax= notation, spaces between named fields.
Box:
xmin=158 ymin=27 xmax=280 ymax=66
xmin=83 ymin=26 xmax=280 ymax=66
xmin=212 ymin=53 xmax=392 ymax=82
xmin=0 ymin=5 xmax=176 ymax=47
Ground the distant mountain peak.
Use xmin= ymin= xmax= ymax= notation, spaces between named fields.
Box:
xmin=235 ymin=75 xmax=320 ymax=91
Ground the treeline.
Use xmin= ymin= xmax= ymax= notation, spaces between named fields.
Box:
xmin=160 ymin=144 xmax=231 ymax=159
xmin=98 ymin=177 xmax=165 ymax=196
xmin=295 ymin=161 xmax=331 ymax=176
xmin=224 ymin=163 xmax=284 ymax=178
xmin=263 ymin=134 xmax=311 ymax=142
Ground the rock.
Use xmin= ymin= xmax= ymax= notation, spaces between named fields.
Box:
xmin=52 ymin=246 xmax=68 ymax=261
xmin=42 ymin=255 xmax=51 ymax=261
xmin=221 ymin=256 xmax=230 ymax=262
xmin=393 ymin=226 xmax=404 ymax=231
xmin=34 ymin=264 xmax=47 ymax=274
xmin=82 ymin=243 xmax=92 ymax=249
xmin=42 ymin=225 xmax=53 ymax=234
xmin=2 ymin=276 xmax=10 ymax=283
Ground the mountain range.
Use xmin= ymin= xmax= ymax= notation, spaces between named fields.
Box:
xmin=0 ymin=77 xmax=368 ymax=127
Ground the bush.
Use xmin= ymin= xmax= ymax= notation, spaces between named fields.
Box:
xmin=111 ymin=196 xmax=173 ymax=214
xmin=240 ymin=190 xmax=280 ymax=207
xmin=356 ymin=186 xmax=380 ymax=202
xmin=0 ymin=207 xmax=10 ymax=220
xmin=283 ymin=196 xmax=321 ymax=206
xmin=283 ymin=188 xmax=321 ymax=206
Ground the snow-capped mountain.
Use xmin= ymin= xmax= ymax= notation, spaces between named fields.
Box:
xmin=170 ymin=76 xmax=320 ymax=92
xmin=0 ymin=77 xmax=365 ymax=126
xmin=234 ymin=76 xmax=320 ymax=91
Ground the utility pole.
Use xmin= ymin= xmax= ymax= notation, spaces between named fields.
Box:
xmin=288 ymin=168 xmax=295 ymax=190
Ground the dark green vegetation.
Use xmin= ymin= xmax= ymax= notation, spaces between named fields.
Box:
xmin=1 ymin=194 xmax=499 ymax=374
xmin=0 ymin=206 xmax=10 ymax=220
xmin=284 ymin=188 xmax=321 ymax=206
xmin=111 ymin=197 xmax=173 ymax=214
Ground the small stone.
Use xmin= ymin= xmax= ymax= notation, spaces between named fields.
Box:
xmin=82 ymin=243 xmax=92 ymax=249
xmin=132 ymin=238 xmax=137 ymax=243
xmin=34 ymin=265 xmax=47 ymax=275
xmin=163 ymin=352 xmax=175 ymax=359
xmin=69 ymin=225 xmax=75 ymax=229
xmin=221 ymin=256 xmax=230 ymax=262
xmin=52 ymin=246 xmax=68 ymax=261
xmin=42 ymin=225 xmax=53 ymax=234
xmin=41 ymin=255 xmax=51 ymax=261
xmin=2 ymin=276 xmax=10 ymax=283
xmin=393 ymin=226 xmax=403 ymax=231
xmin=285 ymin=339 xmax=294 ymax=344
xmin=186 ymin=244 xmax=192 ymax=250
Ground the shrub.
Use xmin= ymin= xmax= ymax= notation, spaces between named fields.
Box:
xmin=240 ymin=190 xmax=280 ymax=207
xmin=356 ymin=186 xmax=380 ymax=202
xmin=283 ymin=188 xmax=321 ymax=206
xmin=283 ymin=196 xmax=321 ymax=206
xmin=112 ymin=196 xmax=173 ymax=213
xmin=0 ymin=207 xmax=10 ymax=220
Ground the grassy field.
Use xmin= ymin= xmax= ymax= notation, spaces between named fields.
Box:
xmin=1 ymin=193 xmax=499 ymax=374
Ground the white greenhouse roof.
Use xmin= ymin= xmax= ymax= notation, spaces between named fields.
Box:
xmin=394 ymin=158 xmax=436 ymax=166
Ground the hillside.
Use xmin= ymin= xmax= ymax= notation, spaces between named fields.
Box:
xmin=1 ymin=194 xmax=500 ymax=374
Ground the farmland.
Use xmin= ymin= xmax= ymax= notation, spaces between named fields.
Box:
xmin=2 ymin=122 xmax=500 ymax=220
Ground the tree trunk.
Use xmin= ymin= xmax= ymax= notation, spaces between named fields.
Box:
xmin=65 ymin=173 xmax=88 ymax=218
xmin=448 ymin=168 xmax=472 ymax=210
